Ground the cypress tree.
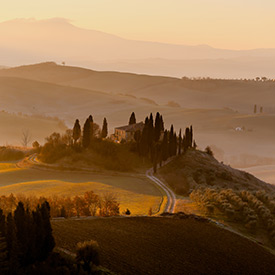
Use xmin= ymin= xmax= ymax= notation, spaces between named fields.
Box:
xmin=33 ymin=207 xmax=44 ymax=262
xmin=0 ymin=234 xmax=8 ymax=274
xmin=185 ymin=127 xmax=190 ymax=149
xmin=101 ymin=117 xmax=108 ymax=138
xmin=169 ymin=125 xmax=174 ymax=156
xmin=39 ymin=201 xmax=55 ymax=261
xmin=178 ymin=129 xmax=182 ymax=155
xmin=14 ymin=202 xmax=28 ymax=266
xmin=173 ymin=133 xmax=177 ymax=156
xmin=140 ymin=118 xmax=150 ymax=157
xmin=129 ymin=112 xmax=136 ymax=125
xmin=72 ymin=119 xmax=81 ymax=145
xmin=154 ymin=112 xmax=161 ymax=142
xmin=161 ymin=130 xmax=169 ymax=161
xmin=160 ymin=115 xmax=164 ymax=131
xmin=82 ymin=118 xmax=91 ymax=148
xmin=0 ymin=209 xmax=6 ymax=237
xmin=89 ymin=115 xmax=94 ymax=140
xmin=190 ymin=125 xmax=193 ymax=148
xmin=6 ymin=213 xmax=19 ymax=273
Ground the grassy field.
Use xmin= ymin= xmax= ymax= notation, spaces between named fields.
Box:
xmin=52 ymin=217 xmax=275 ymax=275
xmin=0 ymin=164 xmax=164 ymax=215
xmin=0 ymin=162 xmax=21 ymax=173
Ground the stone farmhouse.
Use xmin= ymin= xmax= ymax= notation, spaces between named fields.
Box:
xmin=111 ymin=122 xmax=144 ymax=143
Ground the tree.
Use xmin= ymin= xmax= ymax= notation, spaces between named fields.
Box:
xmin=205 ymin=146 xmax=214 ymax=156
xmin=73 ymin=119 xmax=81 ymax=144
xmin=154 ymin=112 xmax=161 ymax=142
xmin=39 ymin=201 xmax=55 ymax=260
xmin=254 ymin=104 xmax=257 ymax=114
xmin=76 ymin=240 xmax=100 ymax=273
xmin=0 ymin=209 xmax=6 ymax=237
xmin=21 ymin=129 xmax=31 ymax=147
xmin=101 ymin=117 xmax=108 ymax=138
xmin=260 ymin=106 xmax=263 ymax=113
xmin=168 ymin=125 xmax=174 ymax=157
xmin=129 ymin=112 xmax=136 ymax=125
xmin=161 ymin=130 xmax=169 ymax=161
xmin=0 ymin=234 xmax=8 ymax=274
xmin=32 ymin=141 xmax=40 ymax=149
xmin=88 ymin=115 xmax=94 ymax=140
xmin=6 ymin=213 xmax=19 ymax=273
xmin=82 ymin=118 xmax=91 ymax=148
xmin=178 ymin=129 xmax=182 ymax=155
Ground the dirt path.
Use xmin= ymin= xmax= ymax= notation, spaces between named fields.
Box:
xmin=146 ymin=160 xmax=176 ymax=213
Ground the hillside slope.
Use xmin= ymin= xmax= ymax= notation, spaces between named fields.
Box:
xmin=158 ymin=150 xmax=275 ymax=195
xmin=52 ymin=217 xmax=275 ymax=275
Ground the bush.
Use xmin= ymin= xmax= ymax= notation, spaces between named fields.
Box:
xmin=76 ymin=240 xmax=100 ymax=273
xmin=205 ymin=146 xmax=214 ymax=156
xmin=125 ymin=209 xmax=131 ymax=215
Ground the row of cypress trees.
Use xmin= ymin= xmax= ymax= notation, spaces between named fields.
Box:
xmin=70 ymin=112 xmax=195 ymax=172
xmin=0 ymin=201 xmax=55 ymax=274
xmin=132 ymin=112 xmax=195 ymax=171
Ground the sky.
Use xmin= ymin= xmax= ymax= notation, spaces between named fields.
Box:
xmin=1 ymin=0 xmax=275 ymax=50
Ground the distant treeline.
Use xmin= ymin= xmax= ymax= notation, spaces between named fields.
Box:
xmin=0 ymin=191 xmax=120 ymax=218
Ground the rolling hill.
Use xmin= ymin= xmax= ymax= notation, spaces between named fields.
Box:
xmin=1 ymin=62 xmax=275 ymax=169
xmin=52 ymin=216 xmax=275 ymax=275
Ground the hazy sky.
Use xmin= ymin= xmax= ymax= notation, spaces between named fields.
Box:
xmin=1 ymin=0 xmax=275 ymax=49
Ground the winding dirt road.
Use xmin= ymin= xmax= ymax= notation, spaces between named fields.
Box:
xmin=146 ymin=167 xmax=176 ymax=213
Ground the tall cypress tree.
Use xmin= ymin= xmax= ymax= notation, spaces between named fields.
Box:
xmin=154 ymin=112 xmax=161 ymax=142
xmin=101 ymin=118 xmax=108 ymax=138
xmin=129 ymin=112 xmax=136 ymax=125
xmin=161 ymin=130 xmax=169 ymax=161
xmin=6 ymin=213 xmax=19 ymax=273
xmin=39 ymin=201 xmax=55 ymax=261
xmin=185 ymin=127 xmax=190 ymax=149
xmin=14 ymin=202 xmax=29 ymax=266
xmin=0 ymin=234 xmax=8 ymax=274
xmin=190 ymin=125 xmax=193 ymax=148
xmin=73 ymin=119 xmax=81 ymax=145
xmin=160 ymin=115 xmax=164 ymax=131
xmin=169 ymin=125 xmax=174 ymax=156
xmin=178 ymin=129 xmax=182 ymax=155
xmin=89 ymin=115 xmax=94 ymax=140
xmin=173 ymin=132 xmax=177 ymax=156
xmin=140 ymin=117 xmax=150 ymax=157
xmin=82 ymin=118 xmax=91 ymax=148
xmin=0 ymin=209 xmax=6 ymax=238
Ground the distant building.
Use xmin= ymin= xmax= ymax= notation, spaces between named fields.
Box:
xmin=111 ymin=122 xmax=144 ymax=143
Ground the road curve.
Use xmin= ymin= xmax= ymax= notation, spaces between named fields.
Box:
xmin=146 ymin=167 xmax=176 ymax=213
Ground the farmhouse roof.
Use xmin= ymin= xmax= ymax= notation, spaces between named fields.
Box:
xmin=115 ymin=122 xmax=144 ymax=132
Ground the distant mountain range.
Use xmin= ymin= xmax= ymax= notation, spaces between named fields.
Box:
xmin=1 ymin=18 xmax=275 ymax=78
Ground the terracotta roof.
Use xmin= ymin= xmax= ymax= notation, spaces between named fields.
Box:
xmin=115 ymin=122 xmax=144 ymax=132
